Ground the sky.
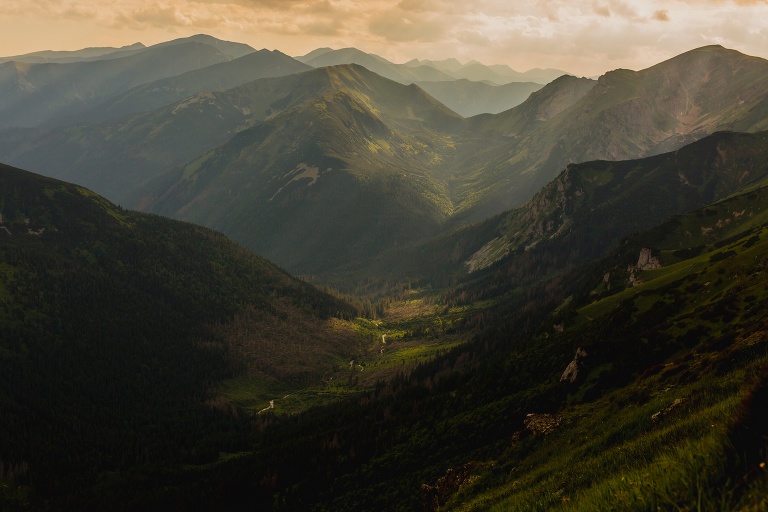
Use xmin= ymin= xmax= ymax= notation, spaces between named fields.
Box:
xmin=0 ymin=0 xmax=767 ymax=77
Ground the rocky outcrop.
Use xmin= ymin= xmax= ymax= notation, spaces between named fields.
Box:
xmin=524 ymin=413 xmax=561 ymax=435
xmin=421 ymin=462 xmax=479 ymax=512
xmin=636 ymin=248 xmax=662 ymax=270
xmin=560 ymin=347 xmax=588 ymax=384
xmin=628 ymin=248 xmax=662 ymax=286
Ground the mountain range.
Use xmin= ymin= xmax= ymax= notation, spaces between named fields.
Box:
xmin=2 ymin=34 xmax=768 ymax=511
xmin=0 ymin=35 xmax=257 ymax=127
xmin=3 ymin=42 xmax=765 ymax=281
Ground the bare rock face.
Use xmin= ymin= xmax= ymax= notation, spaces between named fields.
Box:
xmin=636 ymin=248 xmax=662 ymax=270
xmin=421 ymin=462 xmax=478 ymax=512
xmin=627 ymin=248 xmax=662 ymax=285
xmin=560 ymin=347 xmax=588 ymax=383
xmin=524 ymin=413 xmax=561 ymax=435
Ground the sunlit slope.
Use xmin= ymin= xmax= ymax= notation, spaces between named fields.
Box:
xmin=147 ymin=64 xmax=463 ymax=274
xmin=454 ymin=45 xmax=768 ymax=223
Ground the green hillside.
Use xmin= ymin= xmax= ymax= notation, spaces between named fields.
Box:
xmin=0 ymin=163 xmax=361 ymax=507
xmin=147 ymin=64 xmax=463 ymax=274
xmin=44 ymin=159 xmax=768 ymax=512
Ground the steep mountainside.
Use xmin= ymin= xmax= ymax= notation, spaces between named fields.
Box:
xmin=348 ymin=130 xmax=768 ymax=294
xmin=0 ymin=40 xmax=249 ymax=127
xmin=146 ymin=64 xmax=463 ymax=274
xmin=57 ymin=168 xmax=768 ymax=511
xmin=0 ymin=163 xmax=360 ymax=504
xmin=455 ymin=45 xmax=768 ymax=222
xmin=465 ymin=130 xmax=768 ymax=273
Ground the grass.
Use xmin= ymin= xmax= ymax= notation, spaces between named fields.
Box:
xmin=439 ymin=206 xmax=768 ymax=511
xmin=217 ymin=291 xmax=477 ymax=414
xmin=218 ymin=375 xmax=363 ymax=415
xmin=447 ymin=344 xmax=768 ymax=511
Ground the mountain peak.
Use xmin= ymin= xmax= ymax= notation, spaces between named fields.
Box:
xmin=152 ymin=33 xmax=255 ymax=59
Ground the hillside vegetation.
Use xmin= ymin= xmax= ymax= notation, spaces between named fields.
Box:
xmin=0 ymin=164 xmax=362 ymax=507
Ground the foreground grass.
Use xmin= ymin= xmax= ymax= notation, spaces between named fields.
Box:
xmin=447 ymin=343 xmax=768 ymax=511
xmin=442 ymin=217 xmax=768 ymax=511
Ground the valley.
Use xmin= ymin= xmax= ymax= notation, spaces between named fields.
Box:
xmin=1 ymin=34 xmax=768 ymax=511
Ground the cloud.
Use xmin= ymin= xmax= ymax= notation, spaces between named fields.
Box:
xmin=1 ymin=0 xmax=767 ymax=77
xmin=368 ymin=9 xmax=451 ymax=42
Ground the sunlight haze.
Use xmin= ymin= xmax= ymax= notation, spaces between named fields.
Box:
xmin=1 ymin=0 xmax=767 ymax=76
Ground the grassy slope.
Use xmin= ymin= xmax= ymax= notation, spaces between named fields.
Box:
xmin=441 ymin=184 xmax=768 ymax=511
xmin=148 ymin=65 xmax=463 ymax=274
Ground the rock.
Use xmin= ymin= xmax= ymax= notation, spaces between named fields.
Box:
xmin=420 ymin=462 xmax=478 ymax=512
xmin=636 ymin=248 xmax=662 ymax=270
xmin=524 ymin=413 xmax=561 ymax=435
xmin=560 ymin=347 xmax=588 ymax=383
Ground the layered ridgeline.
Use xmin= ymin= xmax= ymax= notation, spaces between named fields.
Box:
xmin=57 ymin=49 xmax=312 ymax=125
xmin=0 ymin=62 xmax=369 ymax=206
xmin=296 ymin=47 xmax=554 ymax=116
xmin=0 ymin=42 xmax=147 ymax=64
xmin=1 ymin=43 xmax=767 ymax=283
xmin=0 ymin=164 xmax=361 ymax=505
xmin=357 ymin=130 xmax=768 ymax=294
xmin=147 ymin=64 xmax=463 ymax=274
xmin=453 ymin=44 xmax=768 ymax=222
xmin=0 ymin=35 xmax=256 ymax=128
xmin=296 ymin=47 xmax=457 ymax=83
xmin=298 ymin=47 xmax=567 ymax=85
xmin=414 ymin=79 xmax=544 ymax=117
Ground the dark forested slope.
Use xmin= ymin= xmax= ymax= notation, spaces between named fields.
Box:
xmin=0 ymin=163 xmax=359 ymax=507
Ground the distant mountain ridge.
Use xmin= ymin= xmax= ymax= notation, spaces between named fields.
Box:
xmin=296 ymin=47 xmax=458 ymax=83
xmin=0 ymin=39 xmax=767 ymax=282
xmin=0 ymin=42 xmax=147 ymax=64
xmin=406 ymin=56 xmax=568 ymax=84
xmin=450 ymin=44 xmax=768 ymax=223
xmin=61 ymin=49 xmax=312 ymax=125
xmin=0 ymin=35 xmax=256 ymax=127
xmin=296 ymin=47 xmax=566 ymax=116
xmin=414 ymin=79 xmax=544 ymax=117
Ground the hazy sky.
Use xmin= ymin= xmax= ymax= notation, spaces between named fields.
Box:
xmin=1 ymin=0 xmax=766 ymax=76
